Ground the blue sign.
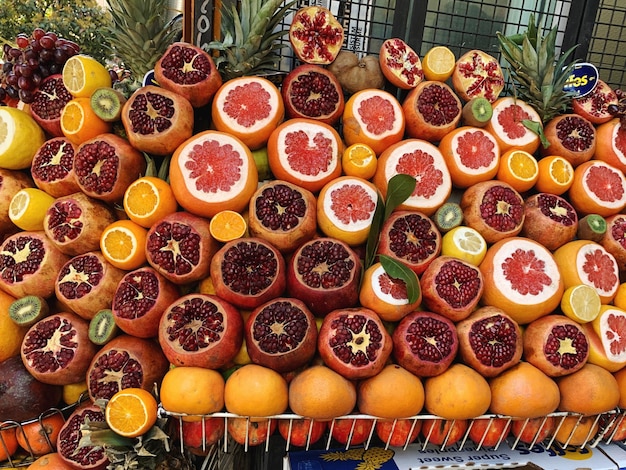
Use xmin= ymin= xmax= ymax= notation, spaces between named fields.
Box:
xmin=563 ymin=63 xmax=599 ymax=97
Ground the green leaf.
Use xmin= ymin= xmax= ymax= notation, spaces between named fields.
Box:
xmin=522 ymin=119 xmax=550 ymax=147
xmin=384 ymin=174 xmax=416 ymax=220
xmin=379 ymin=255 xmax=420 ymax=304
xmin=364 ymin=193 xmax=385 ymax=269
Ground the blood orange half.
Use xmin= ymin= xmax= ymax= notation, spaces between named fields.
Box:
xmin=568 ymin=160 xmax=626 ymax=217
xmin=342 ymin=89 xmax=405 ymax=155
xmin=267 ymin=118 xmax=342 ymax=193
xmin=169 ymin=130 xmax=258 ymax=218
xmin=438 ymin=126 xmax=500 ymax=188
xmin=373 ymin=139 xmax=452 ymax=216
xmin=553 ymin=240 xmax=620 ymax=304
xmin=595 ymin=118 xmax=626 ymax=173
xmin=485 ymin=97 xmax=541 ymax=155
xmin=211 ymin=76 xmax=284 ymax=151
xmin=316 ymin=176 xmax=378 ymax=246
xmin=479 ymin=237 xmax=564 ymax=325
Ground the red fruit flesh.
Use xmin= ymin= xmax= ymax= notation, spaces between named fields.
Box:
xmin=289 ymin=6 xmax=344 ymax=65
xmin=521 ymin=193 xmax=578 ymax=251
xmin=57 ymin=403 xmax=109 ymax=470
xmin=403 ymin=81 xmax=462 ymax=142
xmin=29 ymin=75 xmax=72 ymax=137
xmin=542 ymin=114 xmax=596 ymax=167
xmin=572 ymin=79 xmax=619 ymax=125
xmin=30 ymin=137 xmax=81 ymax=197
xmin=452 ymin=50 xmax=505 ymax=103
xmin=379 ymin=38 xmax=424 ymax=90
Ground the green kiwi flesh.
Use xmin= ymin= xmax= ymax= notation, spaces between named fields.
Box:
xmin=90 ymin=87 xmax=127 ymax=122
xmin=89 ymin=309 xmax=119 ymax=345
xmin=8 ymin=295 xmax=49 ymax=327
xmin=462 ymin=97 xmax=493 ymax=127
xmin=434 ymin=202 xmax=464 ymax=232
xmin=577 ymin=214 xmax=607 ymax=242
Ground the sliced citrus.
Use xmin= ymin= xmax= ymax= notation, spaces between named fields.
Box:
xmin=9 ymin=188 xmax=56 ymax=231
xmin=496 ymin=149 xmax=539 ymax=193
xmin=100 ymin=219 xmax=148 ymax=271
xmin=441 ymin=225 xmax=487 ymax=266
xmin=317 ymin=176 xmax=378 ymax=246
xmin=209 ymin=210 xmax=247 ymax=243
xmin=0 ymin=107 xmax=46 ymax=170
xmin=560 ymin=284 xmax=601 ymax=324
xmin=123 ymin=176 xmax=178 ymax=228
xmin=105 ymin=387 xmax=158 ymax=438
xmin=485 ymin=96 xmax=542 ymax=155
xmin=342 ymin=142 xmax=377 ymax=180
xmin=535 ymin=155 xmax=574 ymax=195
xmin=613 ymin=282 xmax=626 ymax=310
xmin=568 ymin=160 xmax=626 ymax=218
xmin=62 ymin=54 xmax=112 ymax=98
xmin=422 ymin=45 xmax=456 ymax=82
xmin=60 ymin=97 xmax=112 ymax=146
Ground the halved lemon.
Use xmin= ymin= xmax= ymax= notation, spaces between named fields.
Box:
xmin=441 ymin=225 xmax=487 ymax=266
xmin=9 ymin=188 xmax=55 ymax=231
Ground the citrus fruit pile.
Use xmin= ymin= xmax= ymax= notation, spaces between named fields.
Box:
xmin=2 ymin=10 xmax=626 ymax=462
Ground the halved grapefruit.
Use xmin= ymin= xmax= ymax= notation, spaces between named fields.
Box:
xmin=169 ymin=130 xmax=258 ymax=218
xmin=582 ymin=320 xmax=626 ymax=372
xmin=553 ymin=239 xmax=620 ymax=304
xmin=479 ymin=237 xmax=564 ymax=325
xmin=438 ymin=126 xmax=500 ymax=188
xmin=211 ymin=76 xmax=284 ymax=151
xmin=568 ymin=160 xmax=626 ymax=217
xmin=342 ymin=88 xmax=405 ymax=155
xmin=373 ymin=139 xmax=452 ymax=216
xmin=595 ymin=118 xmax=626 ymax=173
xmin=267 ymin=118 xmax=342 ymax=193
xmin=316 ymin=176 xmax=378 ymax=246
xmin=485 ymin=97 xmax=542 ymax=155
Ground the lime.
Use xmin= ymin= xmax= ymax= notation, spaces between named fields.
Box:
xmin=9 ymin=188 xmax=56 ymax=231
xmin=0 ymin=107 xmax=46 ymax=170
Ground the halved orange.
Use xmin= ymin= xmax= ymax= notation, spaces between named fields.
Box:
xmin=496 ymin=149 xmax=539 ymax=193
xmin=209 ymin=210 xmax=247 ymax=243
xmin=105 ymin=388 xmax=158 ymax=438
xmin=60 ymin=98 xmax=112 ymax=146
xmin=123 ymin=176 xmax=178 ymax=228
xmin=535 ymin=155 xmax=574 ymax=195
xmin=100 ymin=219 xmax=148 ymax=271
xmin=342 ymin=142 xmax=377 ymax=180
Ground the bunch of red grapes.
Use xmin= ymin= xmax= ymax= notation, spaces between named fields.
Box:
xmin=0 ymin=28 xmax=80 ymax=104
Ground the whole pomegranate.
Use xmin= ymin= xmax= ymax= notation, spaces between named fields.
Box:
xmin=317 ymin=307 xmax=393 ymax=380
xmin=86 ymin=334 xmax=169 ymax=402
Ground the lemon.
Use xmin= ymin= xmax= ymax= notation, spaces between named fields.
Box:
xmin=63 ymin=380 xmax=89 ymax=405
xmin=422 ymin=46 xmax=456 ymax=82
xmin=0 ymin=107 xmax=46 ymax=170
xmin=9 ymin=188 xmax=56 ymax=231
xmin=441 ymin=226 xmax=487 ymax=266
xmin=561 ymin=284 xmax=601 ymax=324
xmin=62 ymin=54 xmax=112 ymax=98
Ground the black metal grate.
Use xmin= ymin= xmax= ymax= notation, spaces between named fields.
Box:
xmin=587 ymin=0 xmax=626 ymax=90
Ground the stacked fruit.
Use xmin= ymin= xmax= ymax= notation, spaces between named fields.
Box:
xmin=3 ymin=5 xmax=626 ymax=468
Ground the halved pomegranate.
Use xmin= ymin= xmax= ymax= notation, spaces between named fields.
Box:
xmin=29 ymin=74 xmax=72 ymax=137
xmin=521 ymin=193 xmax=578 ymax=251
xmin=379 ymin=38 xmax=424 ymax=90
xmin=572 ymin=79 xmax=618 ymax=125
xmin=30 ymin=137 xmax=81 ymax=198
xmin=452 ymin=50 xmax=505 ymax=103
xmin=57 ymin=403 xmax=109 ymax=470
xmin=542 ymin=114 xmax=596 ymax=167
xmin=602 ymin=214 xmax=626 ymax=270
xmin=289 ymin=6 xmax=344 ymax=65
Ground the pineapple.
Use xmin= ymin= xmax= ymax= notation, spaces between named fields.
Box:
xmin=497 ymin=14 xmax=578 ymax=123
xmin=106 ymin=0 xmax=182 ymax=93
xmin=208 ymin=0 xmax=295 ymax=81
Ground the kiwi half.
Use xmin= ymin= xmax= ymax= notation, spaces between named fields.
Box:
xmin=577 ymin=214 xmax=607 ymax=242
xmin=89 ymin=309 xmax=119 ymax=345
xmin=90 ymin=87 xmax=127 ymax=122
xmin=461 ymin=97 xmax=493 ymax=127
xmin=9 ymin=295 xmax=49 ymax=327
xmin=434 ymin=202 xmax=464 ymax=233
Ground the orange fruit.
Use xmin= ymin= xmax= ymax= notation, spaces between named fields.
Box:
xmin=169 ymin=130 xmax=259 ymax=218
xmin=568 ymin=159 xmax=626 ymax=217
xmin=224 ymin=364 xmax=288 ymax=419
xmin=316 ymin=176 xmax=378 ymax=246
xmin=373 ymin=138 xmax=452 ymax=216
xmin=26 ymin=452 xmax=72 ymax=470
xmin=62 ymin=54 xmax=112 ymax=98
xmin=62 ymin=380 xmax=88 ymax=406
xmin=105 ymin=387 xmax=158 ymax=438
xmin=484 ymin=96 xmax=542 ymax=155
xmin=342 ymin=88 xmax=405 ymax=155
xmin=557 ymin=363 xmax=620 ymax=415
xmin=496 ymin=148 xmax=539 ymax=193
xmin=211 ymin=76 xmax=285 ymax=151
xmin=209 ymin=210 xmax=247 ymax=243
xmin=160 ymin=366 xmax=225 ymax=421
xmin=488 ymin=361 xmax=560 ymax=419
xmin=60 ymin=98 xmax=112 ymax=146
xmin=423 ymin=363 xmax=491 ymax=420
xmin=267 ymin=118 xmax=342 ymax=193
xmin=341 ymin=142 xmax=377 ymax=180
xmin=595 ymin=118 xmax=626 ymax=173
xmin=587 ymin=304 xmax=626 ymax=371
xmin=357 ymin=364 xmax=425 ymax=419
xmin=0 ymin=290 xmax=28 ymax=363
xmin=613 ymin=367 xmax=626 ymax=408
xmin=581 ymin=321 xmax=626 ymax=372
xmin=288 ymin=365 xmax=357 ymax=420
xmin=479 ymin=237 xmax=564 ymax=325
xmin=554 ymin=415 xmax=599 ymax=447
xmin=553 ymin=240 xmax=620 ymax=304
xmin=16 ymin=412 xmax=65 ymax=456
xmin=358 ymin=261 xmax=422 ymax=322
xmin=0 ymin=422 xmax=18 ymax=461
xmin=535 ymin=155 xmax=574 ymax=195
xmin=100 ymin=219 xmax=148 ymax=271
xmin=422 ymin=45 xmax=456 ymax=82
xmin=122 ymin=176 xmax=178 ymax=229
xmin=438 ymin=126 xmax=500 ymax=188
